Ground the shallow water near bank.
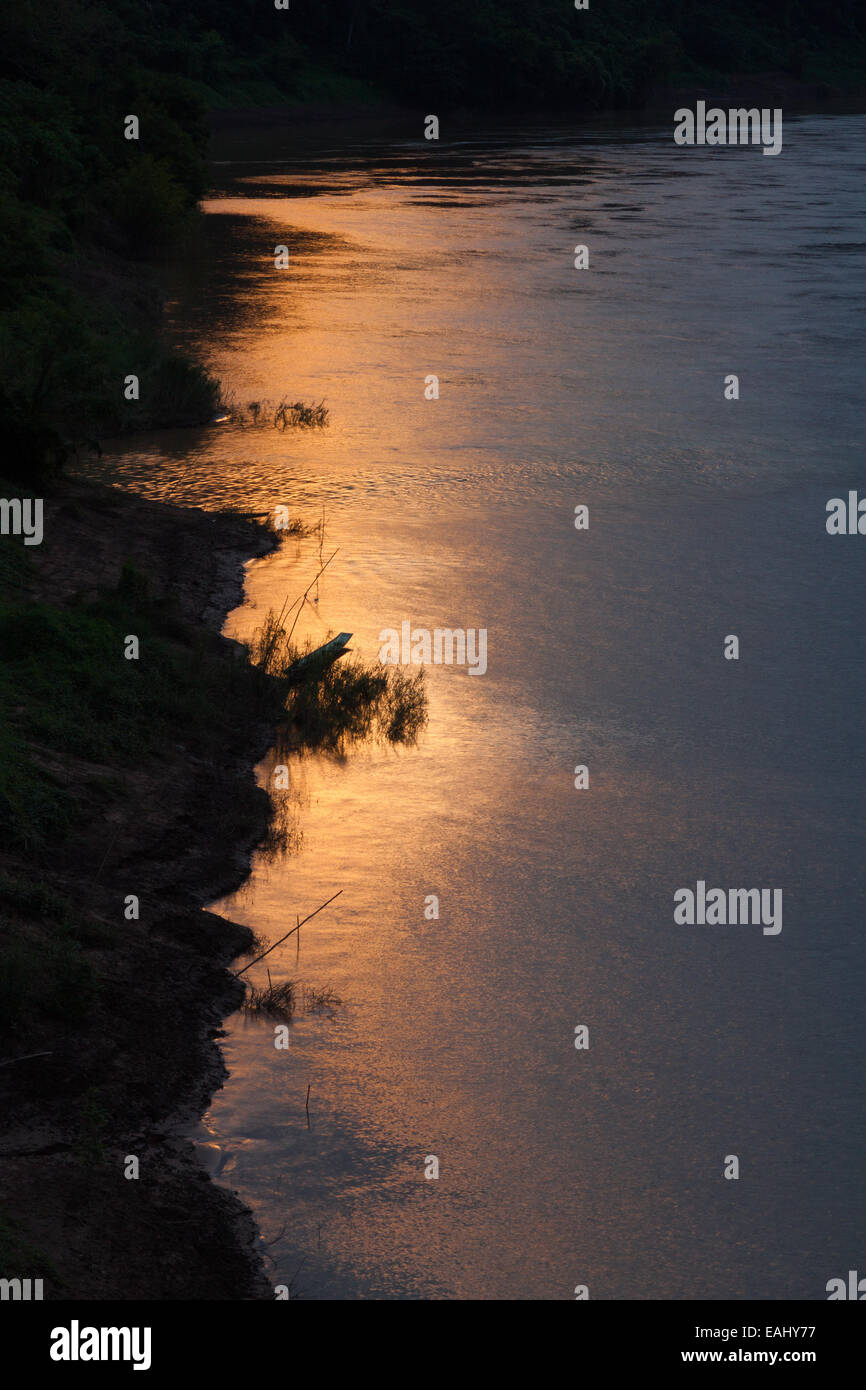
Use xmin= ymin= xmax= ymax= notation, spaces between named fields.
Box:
xmin=93 ymin=116 xmax=866 ymax=1298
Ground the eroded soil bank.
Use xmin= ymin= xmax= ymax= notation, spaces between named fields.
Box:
xmin=0 ymin=478 xmax=282 ymax=1299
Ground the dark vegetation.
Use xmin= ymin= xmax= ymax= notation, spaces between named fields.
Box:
xmin=242 ymin=979 xmax=342 ymax=1021
xmin=225 ymin=396 xmax=330 ymax=430
xmin=290 ymin=0 xmax=866 ymax=110
xmin=1 ymin=2 xmax=862 ymax=485
xmin=0 ymin=494 xmax=280 ymax=1046
xmin=248 ymin=610 xmax=428 ymax=751
xmin=0 ymin=484 xmax=282 ymax=1294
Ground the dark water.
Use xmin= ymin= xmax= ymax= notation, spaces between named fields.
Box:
xmin=94 ymin=116 xmax=866 ymax=1299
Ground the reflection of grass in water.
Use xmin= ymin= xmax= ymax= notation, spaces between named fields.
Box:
xmin=239 ymin=605 xmax=425 ymax=1011
xmin=217 ymin=505 xmax=323 ymax=542
xmin=257 ymin=790 xmax=304 ymax=861
xmin=302 ymin=983 xmax=342 ymax=1013
xmin=242 ymin=979 xmax=342 ymax=1020
xmin=244 ymin=980 xmax=296 ymax=1019
xmin=248 ymin=614 xmax=428 ymax=753
xmin=215 ymin=505 xmax=312 ymax=538
xmin=285 ymin=657 xmax=426 ymax=751
xmin=222 ymin=396 xmax=329 ymax=429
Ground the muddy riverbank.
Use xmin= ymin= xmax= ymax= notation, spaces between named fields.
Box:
xmin=0 ymin=477 xmax=283 ymax=1299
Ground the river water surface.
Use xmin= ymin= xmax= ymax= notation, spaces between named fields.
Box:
xmin=96 ymin=116 xmax=866 ymax=1299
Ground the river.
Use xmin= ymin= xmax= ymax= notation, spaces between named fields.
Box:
xmin=94 ymin=115 xmax=866 ymax=1299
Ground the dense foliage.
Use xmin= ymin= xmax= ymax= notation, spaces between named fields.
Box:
xmin=288 ymin=0 xmax=865 ymax=110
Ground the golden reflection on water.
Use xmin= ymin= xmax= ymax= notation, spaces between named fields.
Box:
xmin=100 ymin=124 xmax=866 ymax=1298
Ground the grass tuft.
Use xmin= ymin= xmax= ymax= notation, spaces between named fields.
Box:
xmin=243 ymin=979 xmax=297 ymax=1019
xmin=247 ymin=618 xmax=428 ymax=752
xmin=241 ymin=978 xmax=342 ymax=1020
xmin=222 ymin=396 xmax=329 ymax=430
